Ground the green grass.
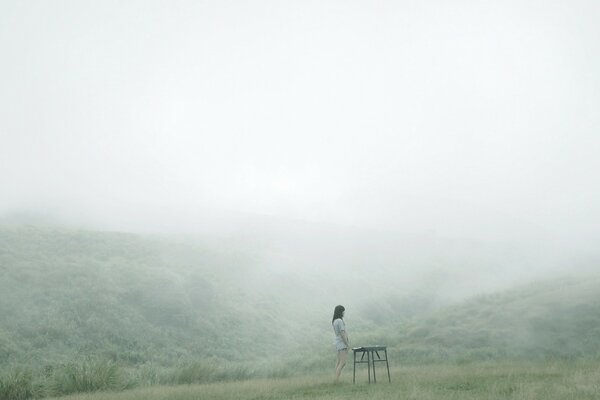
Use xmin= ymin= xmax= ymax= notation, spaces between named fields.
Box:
xmin=46 ymin=362 xmax=600 ymax=400
xmin=3 ymin=224 xmax=600 ymax=373
xmin=3 ymin=224 xmax=600 ymax=398
xmin=46 ymin=359 xmax=124 ymax=397
xmin=0 ymin=369 xmax=34 ymax=400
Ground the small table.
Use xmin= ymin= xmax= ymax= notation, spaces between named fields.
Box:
xmin=352 ymin=346 xmax=390 ymax=383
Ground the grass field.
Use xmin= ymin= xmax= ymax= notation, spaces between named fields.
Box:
xmin=4 ymin=226 xmax=600 ymax=399
xmin=47 ymin=362 xmax=600 ymax=400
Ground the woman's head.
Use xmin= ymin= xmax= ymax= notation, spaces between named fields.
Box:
xmin=332 ymin=305 xmax=345 ymax=323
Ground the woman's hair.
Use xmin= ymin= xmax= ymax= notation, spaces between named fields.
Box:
xmin=332 ymin=305 xmax=345 ymax=324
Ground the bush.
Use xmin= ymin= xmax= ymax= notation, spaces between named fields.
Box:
xmin=48 ymin=359 xmax=121 ymax=396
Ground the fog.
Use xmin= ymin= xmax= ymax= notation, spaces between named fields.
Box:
xmin=3 ymin=5 xmax=600 ymax=391
xmin=1 ymin=1 xmax=599 ymax=261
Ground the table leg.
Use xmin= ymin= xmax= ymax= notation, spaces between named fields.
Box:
xmin=353 ymin=350 xmax=356 ymax=384
xmin=372 ymin=350 xmax=377 ymax=383
xmin=385 ymin=349 xmax=391 ymax=383
xmin=367 ymin=350 xmax=371 ymax=383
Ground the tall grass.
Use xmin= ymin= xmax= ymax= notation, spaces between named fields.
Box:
xmin=0 ymin=369 xmax=33 ymax=400
xmin=47 ymin=360 xmax=122 ymax=397
xmin=43 ymin=362 xmax=600 ymax=400
xmin=0 ymin=360 xmax=262 ymax=399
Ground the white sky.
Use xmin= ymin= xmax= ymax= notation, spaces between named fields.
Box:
xmin=1 ymin=0 xmax=599 ymax=246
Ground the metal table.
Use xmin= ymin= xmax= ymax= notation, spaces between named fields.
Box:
xmin=352 ymin=346 xmax=390 ymax=383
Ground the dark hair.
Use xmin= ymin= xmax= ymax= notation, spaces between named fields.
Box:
xmin=332 ymin=305 xmax=345 ymax=324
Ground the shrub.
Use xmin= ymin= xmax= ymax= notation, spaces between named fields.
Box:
xmin=48 ymin=359 xmax=121 ymax=396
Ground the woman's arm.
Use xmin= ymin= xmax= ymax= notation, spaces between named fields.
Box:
xmin=341 ymin=330 xmax=349 ymax=348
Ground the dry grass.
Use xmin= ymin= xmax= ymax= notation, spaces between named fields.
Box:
xmin=47 ymin=361 xmax=600 ymax=400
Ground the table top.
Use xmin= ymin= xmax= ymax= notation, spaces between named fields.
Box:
xmin=352 ymin=346 xmax=387 ymax=351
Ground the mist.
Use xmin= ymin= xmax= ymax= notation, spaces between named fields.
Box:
xmin=2 ymin=3 xmax=600 ymax=397
xmin=1 ymin=0 xmax=598 ymax=246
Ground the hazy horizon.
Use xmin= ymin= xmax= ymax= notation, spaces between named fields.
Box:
xmin=2 ymin=0 xmax=599 ymax=256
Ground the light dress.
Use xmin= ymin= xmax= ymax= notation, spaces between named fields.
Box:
xmin=332 ymin=318 xmax=347 ymax=351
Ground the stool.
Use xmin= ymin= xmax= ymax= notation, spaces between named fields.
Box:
xmin=352 ymin=346 xmax=390 ymax=383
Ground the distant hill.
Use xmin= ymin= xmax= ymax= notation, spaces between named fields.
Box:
xmin=0 ymin=224 xmax=302 ymax=368
xmin=358 ymin=276 xmax=600 ymax=363
xmin=1 ymin=223 xmax=598 ymax=374
xmin=0 ymin=223 xmax=407 ymax=370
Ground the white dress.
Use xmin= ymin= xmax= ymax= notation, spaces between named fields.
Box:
xmin=332 ymin=318 xmax=347 ymax=351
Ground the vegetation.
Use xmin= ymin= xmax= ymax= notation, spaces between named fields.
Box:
xmin=45 ymin=362 xmax=600 ymax=400
xmin=366 ymin=276 xmax=600 ymax=363
xmin=0 ymin=369 xmax=33 ymax=400
xmin=1 ymin=224 xmax=599 ymax=398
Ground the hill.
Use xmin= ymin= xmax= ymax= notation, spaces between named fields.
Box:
xmin=0 ymin=224 xmax=310 ymax=367
xmin=360 ymin=276 xmax=600 ymax=363
xmin=1 ymin=223 xmax=599 ymax=398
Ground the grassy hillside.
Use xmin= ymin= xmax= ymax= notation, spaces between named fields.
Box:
xmin=0 ymin=223 xmax=487 ymax=370
xmin=1 ymin=223 xmax=599 ymax=398
xmin=362 ymin=276 xmax=600 ymax=363
xmin=0 ymin=224 xmax=314 ymax=367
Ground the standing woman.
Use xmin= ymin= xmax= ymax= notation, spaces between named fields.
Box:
xmin=332 ymin=305 xmax=349 ymax=383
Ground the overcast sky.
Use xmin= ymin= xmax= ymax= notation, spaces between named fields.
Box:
xmin=1 ymin=1 xmax=599 ymax=247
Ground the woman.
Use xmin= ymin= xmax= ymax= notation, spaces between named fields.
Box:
xmin=332 ymin=305 xmax=349 ymax=383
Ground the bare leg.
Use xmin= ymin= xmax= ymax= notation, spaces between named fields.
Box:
xmin=335 ymin=349 xmax=348 ymax=382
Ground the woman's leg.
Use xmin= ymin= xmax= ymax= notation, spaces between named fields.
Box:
xmin=334 ymin=349 xmax=348 ymax=382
